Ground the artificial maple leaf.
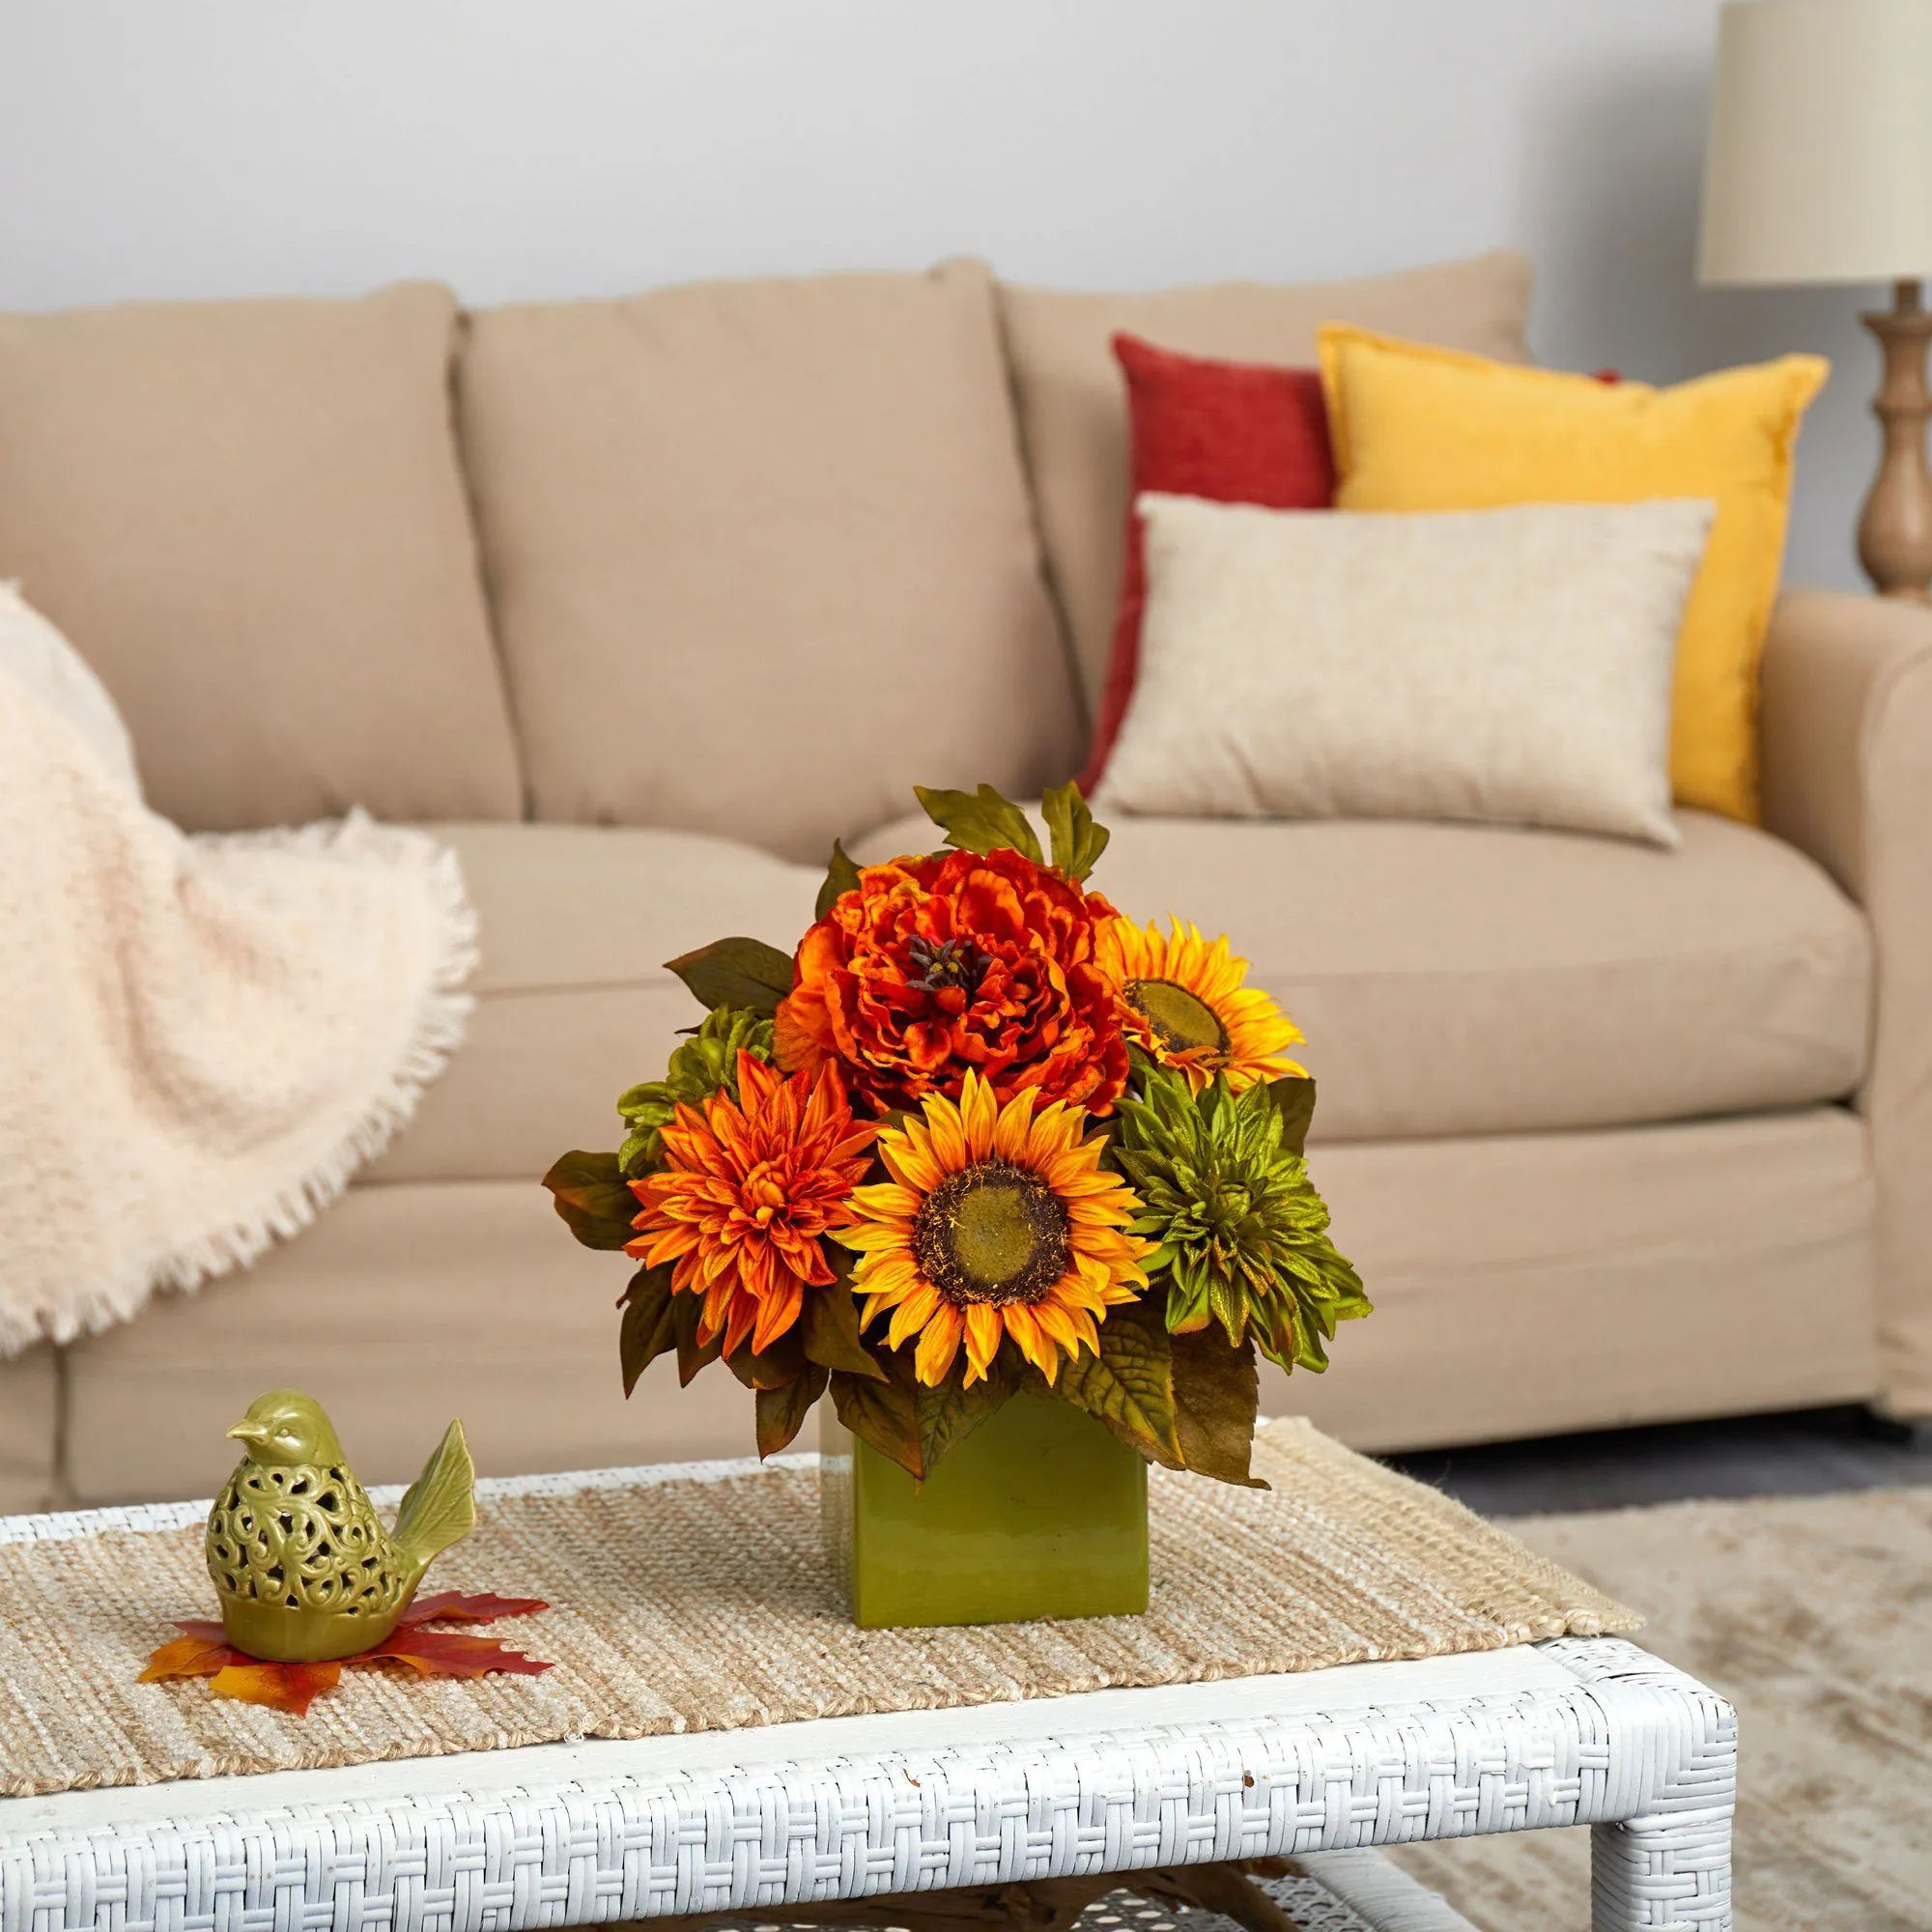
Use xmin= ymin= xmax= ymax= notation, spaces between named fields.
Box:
xmin=368 ymin=1627 xmax=550 ymax=1679
xmin=140 ymin=1591 xmax=550 ymax=1715
xmin=210 ymin=1660 xmax=342 ymax=1716
xmin=138 ymin=1628 xmax=238 ymax=1681
xmin=400 ymin=1590 xmax=547 ymax=1625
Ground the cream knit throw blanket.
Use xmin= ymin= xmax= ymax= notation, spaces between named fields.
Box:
xmin=0 ymin=605 xmax=477 ymax=1356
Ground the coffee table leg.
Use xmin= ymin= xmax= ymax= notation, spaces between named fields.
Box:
xmin=1590 ymin=1808 xmax=1734 ymax=1930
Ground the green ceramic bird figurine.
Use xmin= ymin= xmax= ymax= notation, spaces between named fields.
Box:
xmin=205 ymin=1389 xmax=476 ymax=1663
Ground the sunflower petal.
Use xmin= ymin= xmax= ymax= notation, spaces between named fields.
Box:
xmin=914 ymin=1306 xmax=965 ymax=1385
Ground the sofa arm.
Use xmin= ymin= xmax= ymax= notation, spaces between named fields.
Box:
xmin=1760 ymin=586 xmax=1932 ymax=1417
xmin=1761 ymin=587 xmax=1932 ymax=898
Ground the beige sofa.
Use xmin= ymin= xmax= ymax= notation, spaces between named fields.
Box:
xmin=2 ymin=250 xmax=1926 ymax=1513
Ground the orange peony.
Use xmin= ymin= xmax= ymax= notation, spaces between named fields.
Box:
xmin=626 ymin=1054 xmax=875 ymax=1357
xmin=774 ymin=847 xmax=1130 ymax=1118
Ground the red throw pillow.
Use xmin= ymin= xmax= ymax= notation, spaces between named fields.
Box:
xmin=1079 ymin=333 xmax=1338 ymax=795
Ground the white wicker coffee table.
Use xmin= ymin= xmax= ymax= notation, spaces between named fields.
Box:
xmin=0 ymin=1631 xmax=1739 ymax=1932
xmin=0 ymin=1547 xmax=1734 ymax=1932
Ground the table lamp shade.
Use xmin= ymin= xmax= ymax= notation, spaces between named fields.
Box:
xmin=1701 ymin=0 xmax=1932 ymax=285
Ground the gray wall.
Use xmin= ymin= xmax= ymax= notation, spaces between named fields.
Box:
xmin=0 ymin=0 xmax=1877 ymax=591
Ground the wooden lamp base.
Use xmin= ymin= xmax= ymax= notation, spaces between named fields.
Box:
xmin=1858 ymin=278 xmax=1932 ymax=602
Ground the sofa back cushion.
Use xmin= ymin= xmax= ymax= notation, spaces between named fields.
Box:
xmin=0 ymin=282 xmax=522 ymax=831
xmin=457 ymin=258 xmax=1080 ymax=864
xmin=999 ymin=250 xmax=1535 ymax=709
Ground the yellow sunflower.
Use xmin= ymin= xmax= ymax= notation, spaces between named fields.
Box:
xmin=835 ymin=1070 xmax=1151 ymax=1386
xmin=1096 ymin=918 xmax=1307 ymax=1093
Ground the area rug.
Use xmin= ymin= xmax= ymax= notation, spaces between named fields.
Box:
xmin=1384 ymin=1485 xmax=1932 ymax=1932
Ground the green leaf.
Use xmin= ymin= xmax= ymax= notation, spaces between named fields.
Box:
xmin=800 ymin=1264 xmax=889 ymax=1380
xmin=671 ymin=1292 xmax=725 ymax=1386
xmin=754 ymin=1364 xmax=829 ymax=1459
xmin=913 ymin=783 xmax=1044 ymax=864
xmin=814 ymin=839 xmax=864 ymax=922
xmin=1257 ymin=1301 xmax=1325 ymax=1375
xmin=616 ymin=1264 xmax=679 ymax=1397
xmin=1208 ymin=1269 xmax=1248 ymax=1348
xmin=1266 ymin=1076 xmax=1319 ymax=1156
xmin=662 ymin=936 xmax=796 ymax=1016
xmin=1170 ymin=1330 xmax=1265 ymax=1488
xmin=541 ymin=1150 xmax=639 ymax=1251
xmin=1053 ymin=1298 xmax=1183 ymax=1468
xmin=829 ymin=1354 xmax=924 ymax=1478
xmin=1040 ymin=781 xmax=1110 ymax=883
xmin=915 ymin=1362 xmax=1016 ymax=1473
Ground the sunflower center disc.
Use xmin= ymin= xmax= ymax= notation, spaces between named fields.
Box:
xmin=1126 ymin=977 xmax=1231 ymax=1055
xmin=913 ymin=1160 xmax=1071 ymax=1308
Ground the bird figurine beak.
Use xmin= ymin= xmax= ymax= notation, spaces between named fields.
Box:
xmin=225 ymin=1420 xmax=268 ymax=1444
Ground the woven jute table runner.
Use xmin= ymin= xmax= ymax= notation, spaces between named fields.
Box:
xmin=0 ymin=1417 xmax=1637 ymax=1798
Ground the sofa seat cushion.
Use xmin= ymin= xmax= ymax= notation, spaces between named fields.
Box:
xmin=853 ymin=808 xmax=1871 ymax=1139
xmin=0 ymin=283 xmax=523 ymax=832
xmin=368 ymin=823 xmax=823 ymax=1184
xmin=457 ymin=259 xmax=1082 ymax=863
xmin=0 ymin=1346 xmax=59 ymax=1516
xmin=1273 ymin=1108 xmax=1875 ymax=1451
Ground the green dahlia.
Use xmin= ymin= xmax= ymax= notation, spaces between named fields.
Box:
xmin=1115 ymin=1070 xmax=1370 ymax=1373
xmin=617 ymin=1007 xmax=774 ymax=1175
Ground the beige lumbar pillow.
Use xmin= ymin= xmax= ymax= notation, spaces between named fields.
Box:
xmin=1097 ymin=494 xmax=1716 ymax=846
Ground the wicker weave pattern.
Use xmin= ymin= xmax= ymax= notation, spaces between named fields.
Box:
xmin=0 ymin=1638 xmax=1732 ymax=1932
xmin=1556 ymin=1640 xmax=1737 ymax=1928
xmin=698 ymin=1866 xmax=1477 ymax=1932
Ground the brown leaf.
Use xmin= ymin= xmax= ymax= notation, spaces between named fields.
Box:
xmin=618 ymin=1264 xmax=679 ymax=1396
xmin=755 ymin=1363 xmax=829 ymax=1458
xmin=725 ymin=1324 xmax=808 ymax=1391
xmin=662 ymin=936 xmax=795 ymax=1016
xmin=208 ymin=1661 xmax=342 ymax=1716
xmin=799 ymin=1263 xmax=889 ymax=1379
xmin=1170 ymin=1331 xmax=1267 ymax=1489
xmin=830 ymin=1353 xmax=924 ymax=1478
xmin=915 ymin=1363 xmax=1016 ymax=1473
xmin=542 ymin=1149 xmax=639 ymax=1250
xmin=672 ymin=1290 xmax=725 ymax=1386
xmin=1054 ymin=1297 xmax=1183 ymax=1469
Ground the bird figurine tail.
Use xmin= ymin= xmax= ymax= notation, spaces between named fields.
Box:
xmin=393 ymin=1419 xmax=477 ymax=1586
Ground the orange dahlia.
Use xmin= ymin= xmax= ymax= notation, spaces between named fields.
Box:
xmin=775 ymin=846 xmax=1129 ymax=1118
xmin=1096 ymin=918 xmax=1307 ymax=1093
xmin=836 ymin=1070 xmax=1151 ymax=1386
xmin=626 ymin=1053 xmax=875 ymax=1357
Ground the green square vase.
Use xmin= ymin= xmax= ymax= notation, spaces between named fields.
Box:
xmin=819 ymin=1393 xmax=1150 ymax=1628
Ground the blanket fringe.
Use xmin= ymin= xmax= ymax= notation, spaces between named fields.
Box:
xmin=13 ymin=813 xmax=477 ymax=1355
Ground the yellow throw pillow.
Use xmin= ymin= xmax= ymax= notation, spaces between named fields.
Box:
xmin=1316 ymin=326 xmax=1828 ymax=823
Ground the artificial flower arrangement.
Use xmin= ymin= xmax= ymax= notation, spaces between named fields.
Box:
xmin=544 ymin=782 xmax=1368 ymax=1488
